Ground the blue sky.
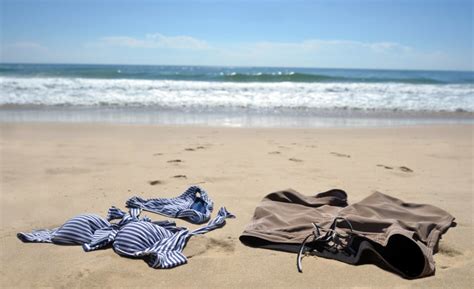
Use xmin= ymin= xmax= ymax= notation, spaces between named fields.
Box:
xmin=1 ymin=0 xmax=472 ymax=70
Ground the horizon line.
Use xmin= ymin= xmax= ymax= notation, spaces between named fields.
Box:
xmin=1 ymin=61 xmax=473 ymax=73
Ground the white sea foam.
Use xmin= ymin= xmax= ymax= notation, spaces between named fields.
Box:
xmin=0 ymin=77 xmax=473 ymax=112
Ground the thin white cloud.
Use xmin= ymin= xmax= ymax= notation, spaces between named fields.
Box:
xmin=100 ymin=36 xmax=146 ymax=48
xmin=97 ymin=33 xmax=210 ymax=50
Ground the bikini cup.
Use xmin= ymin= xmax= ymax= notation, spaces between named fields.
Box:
xmin=112 ymin=220 xmax=190 ymax=269
xmin=113 ymin=221 xmax=186 ymax=252
xmin=50 ymin=214 xmax=111 ymax=245
xmin=111 ymin=207 xmax=235 ymax=269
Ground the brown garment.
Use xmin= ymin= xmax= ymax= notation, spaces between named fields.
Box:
xmin=240 ymin=189 xmax=455 ymax=279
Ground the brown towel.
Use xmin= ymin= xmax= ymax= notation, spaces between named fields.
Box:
xmin=240 ymin=189 xmax=455 ymax=279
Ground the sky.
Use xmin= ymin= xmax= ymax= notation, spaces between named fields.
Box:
xmin=0 ymin=0 xmax=472 ymax=70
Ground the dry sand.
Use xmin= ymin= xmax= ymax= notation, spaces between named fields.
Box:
xmin=0 ymin=123 xmax=472 ymax=288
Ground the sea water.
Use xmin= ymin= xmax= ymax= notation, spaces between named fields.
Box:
xmin=1 ymin=63 xmax=472 ymax=127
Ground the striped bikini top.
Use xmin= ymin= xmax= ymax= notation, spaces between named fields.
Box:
xmin=126 ymin=186 xmax=214 ymax=224
xmin=18 ymin=186 xmax=234 ymax=269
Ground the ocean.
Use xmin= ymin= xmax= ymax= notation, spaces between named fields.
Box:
xmin=1 ymin=63 xmax=472 ymax=127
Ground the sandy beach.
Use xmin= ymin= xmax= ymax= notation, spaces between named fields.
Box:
xmin=0 ymin=123 xmax=472 ymax=288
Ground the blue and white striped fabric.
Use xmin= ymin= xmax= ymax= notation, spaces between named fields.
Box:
xmin=126 ymin=186 xmax=213 ymax=224
xmin=17 ymin=214 xmax=111 ymax=245
xmin=17 ymin=187 xmax=235 ymax=269
xmin=113 ymin=207 xmax=234 ymax=268
xmin=17 ymin=209 xmax=141 ymax=252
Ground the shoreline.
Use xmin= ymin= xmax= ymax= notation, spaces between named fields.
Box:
xmin=1 ymin=106 xmax=472 ymax=128
xmin=1 ymin=120 xmax=473 ymax=130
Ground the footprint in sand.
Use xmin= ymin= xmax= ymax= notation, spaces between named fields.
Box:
xmin=167 ymin=159 xmax=183 ymax=163
xmin=268 ymin=151 xmax=281 ymax=155
xmin=185 ymin=146 xmax=207 ymax=151
xmin=377 ymin=164 xmax=413 ymax=173
xmin=377 ymin=164 xmax=393 ymax=170
xmin=399 ymin=166 xmax=413 ymax=173
xmin=330 ymin=152 xmax=351 ymax=158
xmin=153 ymin=153 xmax=163 ymax=156
xmin=172 ymin=175 xmax=187 ymax=179
xmin=289 ymin=158 xmax=303 ymax=162
xmin=149 ymin=180 xmax=163 ymax=185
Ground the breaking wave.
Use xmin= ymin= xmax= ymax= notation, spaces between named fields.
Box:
xmin=1 ymin=76 xmax=473 ymax=112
